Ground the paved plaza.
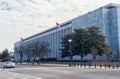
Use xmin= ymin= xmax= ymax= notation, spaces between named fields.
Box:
xmin=0 ymin=63 xmax=120 ymax=79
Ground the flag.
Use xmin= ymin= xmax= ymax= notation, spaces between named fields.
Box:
xmin=56 ymin=22 xmax=61 ymax=29
xmin=20 ymin=38 xmax=24 ymax=41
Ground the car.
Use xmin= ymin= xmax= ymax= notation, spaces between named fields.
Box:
xmin=3 ymin=61 xmax=15 ymax=68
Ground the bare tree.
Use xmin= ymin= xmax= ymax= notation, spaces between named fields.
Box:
xmin=26 ymin=41 xmax=37 ymax=65
xmin=14 ymin=45 xmax=25 ymax=63
xmin=36 ymin=41 xmax=49 ymax=64
xmin=24 ymin=44 xmax=33 ymax=64
xmin=27 ymin=40 xmax=49 ymax=65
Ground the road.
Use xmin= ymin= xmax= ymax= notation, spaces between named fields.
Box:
xmin=0 ymin=62 xmax=120 ymax=79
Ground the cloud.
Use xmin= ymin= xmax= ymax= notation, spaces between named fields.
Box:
xmin=0 ymin=0 xmax=119 ymax=51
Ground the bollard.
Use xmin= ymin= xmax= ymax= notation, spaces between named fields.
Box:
xmin=89 ymin=63 xmax=91 ymax=68
xmin=75 ymin=64 xmax=77 ymax=67
xmin=86 ymin=63 xmax=88 ymax=68
xmin=117 ymin=64 xmax=119 ymax=69
xmin=80 ymin=63 xmax=82 ymax=67
xmin=77 ymin=64 xmax=79 ymax=67
xmin=112 ymin=63 xmax=115 ymax=69
xmin=76 ymin=64 xmax=78 ymax=67
xmin=73 ymin=63 xmax=74 ymax=67
xmin=72 ymin=63 xmax=74 ymax=67
xmin=84 ymin=63 xmax=86 ymax=68
xmin=94 ymin=63 xmax=96 ymax=68
xmin=104 ymin=64 xmax=106 ymax=69
xmin=73 ymin=63 xmax=76 ymax=67
xmin=100 ymin=63 xmax=102 ymax=69
xmin=108 ymin=64 xmax=111 ymax=68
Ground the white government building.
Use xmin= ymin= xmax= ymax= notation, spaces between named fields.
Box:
xmin=14 ymin=3 xmax=120 ymax=61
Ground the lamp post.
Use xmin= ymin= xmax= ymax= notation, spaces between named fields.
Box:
xmin=68 ymin=39 xmax=72 ymax=67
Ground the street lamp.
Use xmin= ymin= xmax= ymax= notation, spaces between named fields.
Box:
xmin=68 ymin=39 xmax=72 ymax=67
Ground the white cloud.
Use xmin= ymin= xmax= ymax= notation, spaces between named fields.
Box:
xmin=0 ymin=0 xmax=119 ymax=51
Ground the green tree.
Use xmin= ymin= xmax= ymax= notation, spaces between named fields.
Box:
xmin=0 ymin=49 xmax=9 ymax=60
xmin=60 ymin=34 xmax=74 ymax=58
xmin=73 ymin=28 xmax=89 ymax=59
xmin=87 ymin=26 xmax=109 ymax=59
xmin=0 ymin=53 xmax=1 ymax=59
xmin=60 ymin=26 xmax=109 ymax=60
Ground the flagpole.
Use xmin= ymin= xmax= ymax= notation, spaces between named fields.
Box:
xmin=56 ymin=22 xmax=61 ymax=61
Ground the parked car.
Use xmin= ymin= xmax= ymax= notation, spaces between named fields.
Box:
xmin=3 ymin=61 xmax=15 ymax=68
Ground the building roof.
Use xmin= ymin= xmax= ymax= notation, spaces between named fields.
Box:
xmin=23 ymin=21 xmax=72 ymax=41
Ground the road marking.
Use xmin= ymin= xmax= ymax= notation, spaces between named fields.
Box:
xmin=0 ymin=70 xmax=44 ymax=79
xmin=3 ymin=76 xmax=44 ymax=79
xmin=6 ymin=67 xmax=43 ymax=71
xmin=8 ymin=78 xmax=28 ymax=79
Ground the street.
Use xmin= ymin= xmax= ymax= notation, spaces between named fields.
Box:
xmin=0 ymin=62 xmax=120 ymax=79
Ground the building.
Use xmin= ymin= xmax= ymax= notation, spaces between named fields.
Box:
xmin=14 ymin=3 xmax=120 ymax=61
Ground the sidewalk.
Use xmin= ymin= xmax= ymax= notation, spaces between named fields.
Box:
xmin=40 ymin=63 xmax=69 ymax=67
xmin=16 ymin=62 xmax=69 ymax=67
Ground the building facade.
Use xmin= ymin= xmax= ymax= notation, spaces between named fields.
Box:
xmin=14 ymin=3 xmax=120 ymax=61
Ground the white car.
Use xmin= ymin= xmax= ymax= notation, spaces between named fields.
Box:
xmin=3 ymin=61 xmax=15 ymax=68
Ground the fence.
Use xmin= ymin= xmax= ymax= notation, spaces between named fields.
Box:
xmin=71 ymin=62 xmax=120 ymax=69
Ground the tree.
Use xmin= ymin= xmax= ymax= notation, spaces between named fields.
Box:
xmin=14 ymin=46 xmax=25 ymax=63
xmin=27 ymin=41 xmax=38 ymax=65
xmin=91 ymin=46 xmax=98 ymax=60
xmin=27 ymin=40 xmax=49 ymax=64
xmin=36 ymin=41 xmax=49 ymax=64
xmin=60 ymin=26 xmax=109 ymax=60
xmin=87 ymin=26 xmax=109 ymax=59
xmin=0 ymin=49 xmax=9 ymax=60
xmin=0 ymin=53 xmax=1 ymax=59
xmin=24 ymin=44 xmax=33 ymax=64
xmin=73 ymin=28 xmax=89 ymax=59
xmin=60 ymin=34 xmax=74 ymax=58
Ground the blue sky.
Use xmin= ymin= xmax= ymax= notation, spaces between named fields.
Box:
xmin=0 ymin=0 xmax=119 ymax=52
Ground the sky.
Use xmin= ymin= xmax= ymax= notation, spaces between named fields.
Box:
xmin=0 ymin=0 xmax=120 ymax=52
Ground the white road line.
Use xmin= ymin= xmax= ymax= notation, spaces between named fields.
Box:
xmin=10 ymin=72 xmax=44 ymax=79
xmin=7 ymin=67 xmax=43 ymax=71
xmin=0 ymin=70 xmax=44 ymax=79
xmin=7 ymin=78 xmax=43 ymax=79
xmin=7 ymin=77 xmax=29 ymax=79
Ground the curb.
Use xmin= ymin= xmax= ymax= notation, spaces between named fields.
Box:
xmin=16 ymin=63 xmax=69 ymax=67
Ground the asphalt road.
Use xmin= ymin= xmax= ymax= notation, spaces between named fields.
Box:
xmin=0 ymin=62 xmax=120 ymax=79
